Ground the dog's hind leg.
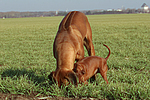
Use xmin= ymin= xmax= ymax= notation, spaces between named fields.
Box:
xmin=83 ymin=21 xmax=95 ymax=56
xmin=100 ymin=71 xmax=108 ymax=84
xmin=84 ymin=37 xmax=95 ymax=56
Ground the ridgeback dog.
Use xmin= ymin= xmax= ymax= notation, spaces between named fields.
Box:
xmin=48 ymin=11 xmax=95 ymax=87
xmin=73 ymin=44 xmax=110 ymax=84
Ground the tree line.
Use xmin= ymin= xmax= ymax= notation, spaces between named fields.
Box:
xmin=0 ymin=8 xmax=149 ymax=18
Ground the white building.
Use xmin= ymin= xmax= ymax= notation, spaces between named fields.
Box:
xmin=141 ymin=3 xmax=149 ymax=13
xmin=141 ymin=3 xmax=148 ymax=10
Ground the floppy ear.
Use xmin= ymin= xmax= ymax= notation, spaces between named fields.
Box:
xmin=57 ymin=70 xmax=78 ymax=88
xmin=67 ymin=71 xmax=78 ymax=86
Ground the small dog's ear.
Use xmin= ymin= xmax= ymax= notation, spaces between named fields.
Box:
xmin=81 ymin=70 xmax=85 ymax=75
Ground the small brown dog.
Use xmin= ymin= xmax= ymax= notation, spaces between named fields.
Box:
xmin=49 ymin=11 xmax=95 ymax=87
xmin=73 ymin=44 xmax=110 ymax=84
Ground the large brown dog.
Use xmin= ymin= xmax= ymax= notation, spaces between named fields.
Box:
xmin=49 ymin=11 xmax=95 ymax=87
xmin=73 ymin=44 xmax=110 ymax=84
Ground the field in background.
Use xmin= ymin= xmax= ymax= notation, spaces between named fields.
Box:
xmin=0 ymin=14 xmax=150 ymax=99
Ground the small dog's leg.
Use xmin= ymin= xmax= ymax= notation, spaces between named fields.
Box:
xmin=101 ymin=72 xmax=108 ymax=84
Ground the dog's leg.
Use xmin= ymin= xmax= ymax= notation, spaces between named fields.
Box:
xmin=100 ymin=71 xmax=109 ymax=84
xmin=84 ymin=21 xmax=95 ymax=56
xmin=84 ymin=38 xmax=95 ymax=56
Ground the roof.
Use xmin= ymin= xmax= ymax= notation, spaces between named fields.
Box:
xmin=141 ymin=3 xmax=148 ymax=7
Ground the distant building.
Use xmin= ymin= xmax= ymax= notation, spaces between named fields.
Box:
xmin=55 ymin=11 xmax=58 ymax=15
xmin=117 ymin=9 xmax=122 ymax=11
xmin=141 ymin=3 xmax=149 ymax=13
xmin=107 ymin=9 xmax=113 ymax=11
xmin=141 ymin=3 xmax=149 ymax=10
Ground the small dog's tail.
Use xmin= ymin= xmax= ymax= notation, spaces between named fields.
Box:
xmin=103 ymin=44 xmax=111 ymax=61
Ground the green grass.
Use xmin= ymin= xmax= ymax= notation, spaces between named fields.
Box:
xmin=0 ymin=14 xmax=150 ymax=99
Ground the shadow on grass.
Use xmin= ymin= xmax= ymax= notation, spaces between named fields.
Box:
xmin=1 ymin=68 xmax=46 ymax=84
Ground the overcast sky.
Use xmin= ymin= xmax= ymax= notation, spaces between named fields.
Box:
xmin=0 ymin=0 xmax=149 ymax=12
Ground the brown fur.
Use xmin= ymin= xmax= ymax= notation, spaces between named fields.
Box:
xmin=73 ymin=44 xmax=110 ymax=84
xmin=49 ymin=11 xmax=95 ymax=87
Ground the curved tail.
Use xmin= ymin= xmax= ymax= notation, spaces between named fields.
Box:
xmin=103 ymin=44 xmax=111 ymax=61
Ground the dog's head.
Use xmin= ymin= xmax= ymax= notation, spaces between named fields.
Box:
xmin=73 ymin=63 xmax=86 ymax=82
xmin=74 ymin=63 xmax=85 ymax=74
xmin=49 ymin=69 xmax=78 ymax=88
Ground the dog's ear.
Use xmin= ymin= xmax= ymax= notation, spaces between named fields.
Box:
xmin=67 ymin=71 xmax=78 ymax=86
xmin=58 ymin=70 xmax=78 ymax=87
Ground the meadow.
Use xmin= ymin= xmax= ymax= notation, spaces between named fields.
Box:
xmin=0 ymin=14 xmax=150 ymax=99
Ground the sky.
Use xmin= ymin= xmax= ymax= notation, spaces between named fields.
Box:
xmin=0 ymin=0 xmax=150 ymax=12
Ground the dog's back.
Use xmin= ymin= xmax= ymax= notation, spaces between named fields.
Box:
xmin=58 ymin=11 xmax=88 ymax=36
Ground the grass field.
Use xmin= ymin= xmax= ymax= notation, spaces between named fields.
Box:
xmin=0 ymin=14 xmax=150 ymax=99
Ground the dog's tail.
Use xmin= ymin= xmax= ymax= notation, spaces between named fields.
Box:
xmin=103 ymin=44 xmax=111 ymax=61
